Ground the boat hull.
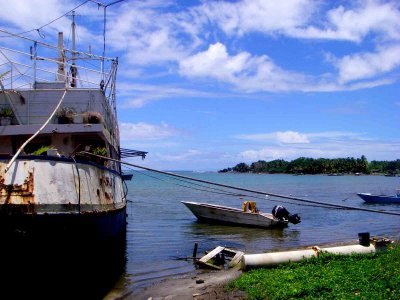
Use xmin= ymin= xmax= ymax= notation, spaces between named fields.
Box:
xmin=182 ymin=201 xmax=286 ymax=228
xmin=357 ymin=193 xmax=400 ymax=204
xmin=0 ymin=204 xmax=126 ymax=242
xmin=0 ymin=156 xmax=127 ymax=242
xmin=0 ymin=206 xmax=127 ymax=299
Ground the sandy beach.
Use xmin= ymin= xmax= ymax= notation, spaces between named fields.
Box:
xmin=107 ymin=268 xmax=246 ymax=300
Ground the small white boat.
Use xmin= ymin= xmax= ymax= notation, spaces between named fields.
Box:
xmin=181 ymin=201 xmax=298 ymax=228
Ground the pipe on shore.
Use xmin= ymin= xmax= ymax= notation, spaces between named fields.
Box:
xmin=241 ymin=244 xmax=376 ymax=271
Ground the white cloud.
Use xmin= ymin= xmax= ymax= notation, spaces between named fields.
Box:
xmin=179 ymin=43 xmax=308 ymax=92
xmin=322 ymin=0 xmax=400 ymax=42
xmin=161 ymin=149 xmax=203 ymax=162
xmin=106 ymin=2 xmax=199 ymax=66
xmin=276 ymin=131 xmax=309 ymax=143
xmin=196 ymin=0 xmax=400 ymax=43
xmin=235 ymin=129 xmax=399 ymax=165
xmin=179 ymin=43 xmax=251 ymax=81
xmin=196 ymin=0 xmax=314 ymax=37
xmin=237 ymin=130 xmax=364 ymax=144
xmin=237 ymin=131 xmax=310 ymax=144
xmin=117 ymin=82 xmax=217 ymax=108
xmin=119 ymin=122 xmax=181 ymax=141
xmin=178 ymin=0 xmax=400 ymax=92
xmin=0 ymin=1 xmax=100 ymax=45
xmin=334 ymin=44 xmax=400 ymax=83
xmin=135 ymin=149 xmax=239 ymax=171
xmin=239 ymin=139 xmax=400 ymax=163
xmin=0 ymin=0 xmax=69 ymax=32
xmin=307 ymin=131 xmax=361 ymax=139
xmin=2 ymin=0 xmax=400 ymax=98
xmin=240 ymin=148 xmax=302 ymax=162
xmin=100 ymin=0 xmax=400 ymax=94
xmin=179 ymin=42 xmax=399 ymax=93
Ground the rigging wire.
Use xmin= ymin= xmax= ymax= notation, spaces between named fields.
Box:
xmin=125 ymin=167 xmax=246 ymax=197
xmin=80 ymin=153 xmax=400 ymax=217
xmin=126 ymin=167 xmax=346 ymax=210
xmin=123 ymin=165 xmax=244 ymax=196
xmin=0 ymin=0 xmax=91 ymax=38
xmin=152 ymin=170 xmax=341 ymax=209
xmin=0 ymin=49 xmax=32 ymax=88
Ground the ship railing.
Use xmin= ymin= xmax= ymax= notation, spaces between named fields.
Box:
xmin=0 ymin=29 xmax=119 ymax=137
xmin=0 ymin=29 xmax=117 ymax=109
xmin=0 ymin=45 xmax=117 ymax=93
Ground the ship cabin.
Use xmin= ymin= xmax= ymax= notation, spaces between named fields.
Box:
xmin=0 ymin=81 xmax=121 ymax=170
xmin=0 ymin=30 xmax=131 ymax=171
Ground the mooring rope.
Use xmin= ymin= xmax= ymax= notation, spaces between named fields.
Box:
xmin=125 ymin=166 xmax=337 ymax=209
xmin=125 ymin=166 xmax=246 ymax=197
xmin=80 ymin=152 xmax=400 ymax=217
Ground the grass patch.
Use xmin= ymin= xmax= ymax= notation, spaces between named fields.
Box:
xmin=229 ymin=244 xmax=400 ymax=299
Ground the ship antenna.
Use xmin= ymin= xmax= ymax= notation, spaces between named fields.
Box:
xmin=94 ymin=0 xmax=126 ymax=79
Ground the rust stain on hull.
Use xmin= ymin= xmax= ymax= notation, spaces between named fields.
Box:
xmin=98 ymin=174 xmax=115 ymax=205
xmin=0 ymin=171 xmax=35 ymax=205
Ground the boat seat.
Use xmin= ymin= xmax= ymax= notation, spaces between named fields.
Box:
xmin=242 ymin=201 xmax=258 ymax=213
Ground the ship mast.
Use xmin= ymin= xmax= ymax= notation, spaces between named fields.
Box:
xmin=57 ymin=32 xmax=65 ymax=82
xmin=70 ymin=10 xmax=77 ymax=87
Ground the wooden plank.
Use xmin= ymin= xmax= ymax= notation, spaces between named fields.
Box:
xmin=228 ymin=251 xmax=244 ymax=267
xmin=197 ymin=261 xmax=222 ymax=270
xmin=199 ymin=246 xmax=225 ymax=263
xmin=222 ymin=247 xmax=238 ymax=255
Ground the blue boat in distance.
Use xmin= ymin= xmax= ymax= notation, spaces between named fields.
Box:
xmin=357 ymin=190 xmax=400 ymax=203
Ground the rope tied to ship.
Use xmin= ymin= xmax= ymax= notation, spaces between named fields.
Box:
xmin=79 ymin=152 xmax=400 ymax=217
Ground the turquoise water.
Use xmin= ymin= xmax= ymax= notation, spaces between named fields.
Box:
xmin=121 ymin=172 xmax=400 ymax=293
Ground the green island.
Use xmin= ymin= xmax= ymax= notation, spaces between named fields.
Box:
xmin=219 ymin=156 xmax=400 ymax=176
xmin=228 ymin=243 xmax=400 ymax=300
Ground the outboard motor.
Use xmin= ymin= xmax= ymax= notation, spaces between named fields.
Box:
xmin=272 ymin=205 xmax=301 ymax=224
xmin=288 ymin=213 xmax=301 ymax=224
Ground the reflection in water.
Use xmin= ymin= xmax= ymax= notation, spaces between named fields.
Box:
xmin=0 ymin=233 xmax=126 ymax=300
xmin=184 ymin=221 xmax=302 ymax=255
xmin=187 ymin=221 xmax=299 ymax=244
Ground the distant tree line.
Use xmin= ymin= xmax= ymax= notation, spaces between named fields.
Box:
xmin=219 ymin=156 xmax=400 ymax=175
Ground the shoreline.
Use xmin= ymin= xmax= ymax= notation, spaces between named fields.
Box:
xmin=106 ymin=238 xmax=372 ymax=300
xmin=107 ymin=268 xmax=245 ymax=300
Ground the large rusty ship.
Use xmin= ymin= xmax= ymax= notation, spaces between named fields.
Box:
xmin=0 ymin=13 xmax=143 ymax=245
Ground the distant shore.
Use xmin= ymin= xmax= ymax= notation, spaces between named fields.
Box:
xmin=218 ymin=171 xmax=399 ymax=176
xmin=219 ymin=156 xmax=400 ymax=176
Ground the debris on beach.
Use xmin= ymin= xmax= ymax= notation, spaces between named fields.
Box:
xmin=197 ymin=246 xmax=244 ymax=270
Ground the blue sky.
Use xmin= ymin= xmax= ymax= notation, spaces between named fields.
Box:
xmin=0 ymin=0 xmax=399 ymax=171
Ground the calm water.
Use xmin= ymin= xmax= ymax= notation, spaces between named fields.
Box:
xmin=117 ymin=172 xmax=400 ymax=295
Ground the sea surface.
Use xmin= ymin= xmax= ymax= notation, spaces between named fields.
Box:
xmin=115 ymin=172 xmax=400 ymax=296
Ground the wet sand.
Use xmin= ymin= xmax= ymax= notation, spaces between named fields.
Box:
xmin=106 ymin=268 xmax=246 ymax=300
